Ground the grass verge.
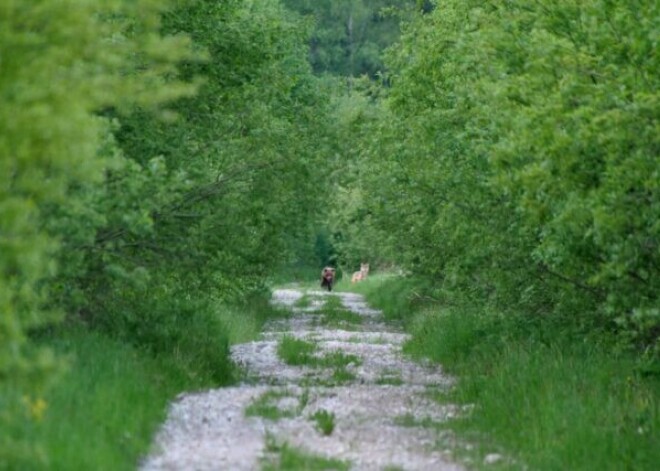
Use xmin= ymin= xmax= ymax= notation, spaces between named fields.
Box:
xmin=3 ymin=330 xmax=197 ymax=471
xmin=334 ymin=273 xmax=424 ymax=324
xmin=3 ymin=295 xmax=287 ymax=470
xmin=412 ymin=311 xmax=660 ymax=470
xmin=350 ymin=274 xmax=660 ymax=470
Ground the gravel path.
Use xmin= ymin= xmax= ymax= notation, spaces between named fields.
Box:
xmin=140 ymin=289 xmax=463 ymax=471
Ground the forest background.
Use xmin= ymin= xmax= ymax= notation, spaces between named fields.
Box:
xmin=1 ymin=0 xmax=658 ymax=469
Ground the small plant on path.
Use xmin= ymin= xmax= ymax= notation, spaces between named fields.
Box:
xmin=394 ymin=413 xmax=445 ymax=430
xmin=298 ymin=388 xmax=310 ymax=412
xmin=330 ymin=368 xmax=356 ymax=383
xmin=310 ymin=409 xmax=336 ymax=436
xmin=293 ymin=293 xmax=313 ymax=309
xmin=318 ymin=351 xmax=361 ymax=369
xmin=277 ymin=335 xmax=318 ymax=366
xmin=318 ymin=296 xmax=362 ymax=327
xmin=245 ymin=390 xmax=298 ymax=421
xmin=375 ymin=375 xmax=404 ymax=386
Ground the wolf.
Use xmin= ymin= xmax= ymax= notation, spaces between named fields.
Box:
xmin=351 ymin=263 xmax=369 ymax=283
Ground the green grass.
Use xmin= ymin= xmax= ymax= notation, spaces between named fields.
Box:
xmin=293 ymin=293 xmax=313 ymax=309
xmin=2 ymin=330 xmax=204 ymax=471
xmin=217 ymin=301 xmax=288 ymax=345
xmin=318 ymin=351 xmax=361 ymax=369
xmin=320 ymin=351 xmax=360 ymax=384
xmin=408 ymin=308 xmax=660 ymax=470
xmin=335 ymin=273 xmax=424 ymax=323
xmin=322 ymin=295 xmax=344 ymax=310
xmin=245 ymin=390 xmax=301 ymax=421
xmin=329 ymin=368 xmax=356 ymax=383
xmin=277 ymin=335 xmax=318 ymax=366
xmin=276 ymin=335 xmax=360 ymax=385
xmin=317 ymin=296 xmax=362 ymax=327
xmin=262 ymin=440 xmax=348 ymax=471
xmin=349 ymin=274 xmax=660 ymax=470
xmin=393 ymin=413 xmax=444 ymax=429
xmin=310 ymin=409 xmax=335 ymax=436
xmin=2 ymin=293 xmax=289 ymax=470
xmin=375 ymin=375 xmax=404 ymax=386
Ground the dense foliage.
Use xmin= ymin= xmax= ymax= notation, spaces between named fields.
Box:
xmin=306 ymin=1 xmax=660 ymax=467
xmin=335 ymin=0 xmax=659 ymax=351
xmin=1 ymin=0 xmax=195 ymax=463
xmin=1 ymin=0 xmax=336 ymax=465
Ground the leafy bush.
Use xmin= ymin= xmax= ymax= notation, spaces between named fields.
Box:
xmin=2 ymin=0 xmax=340 ymax=465
xmin=0 ymin=0 xmax=195 ymax=464
xmin=93 ymin=282 xmax=233 ymax=385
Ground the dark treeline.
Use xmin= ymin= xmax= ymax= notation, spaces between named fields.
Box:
xmin=283 ymin=0 xmax=415 ymax=77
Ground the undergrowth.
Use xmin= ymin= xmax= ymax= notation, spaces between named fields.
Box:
xmin=3 ymin=294 xmax=287 ymax=470
xmin=2 ymin=330 xmax=192 ymax=471
xmin=353 ymin=274 xmax=660 ymax=470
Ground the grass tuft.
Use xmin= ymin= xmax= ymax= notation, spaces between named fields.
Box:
xmin=318 ymin=351 xmax=361 ymax=369
xmin=375 ymin=375 xmax=404 ymax=386
xmin=310 ymin=409 xmax=335 ymax=436
xmin=293 ymin=294 xmax=313 ymax=309
xmin=245 ymin=390 xmax=299 ymax=421
xmin=277 ymin=335 xmax=318 ymax=366
xmin=262 ymin=440 xmax=348 ymax=471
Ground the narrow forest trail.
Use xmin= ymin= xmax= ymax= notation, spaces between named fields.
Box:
xmin=141 ymin=289 xmax=464 ymax=471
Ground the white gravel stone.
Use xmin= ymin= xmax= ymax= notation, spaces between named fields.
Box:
xmin=484 ymin=453 xmax=503 ymax=465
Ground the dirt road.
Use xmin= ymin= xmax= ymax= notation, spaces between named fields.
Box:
xmin=141 ymin=289 xmax=462 ymax=470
